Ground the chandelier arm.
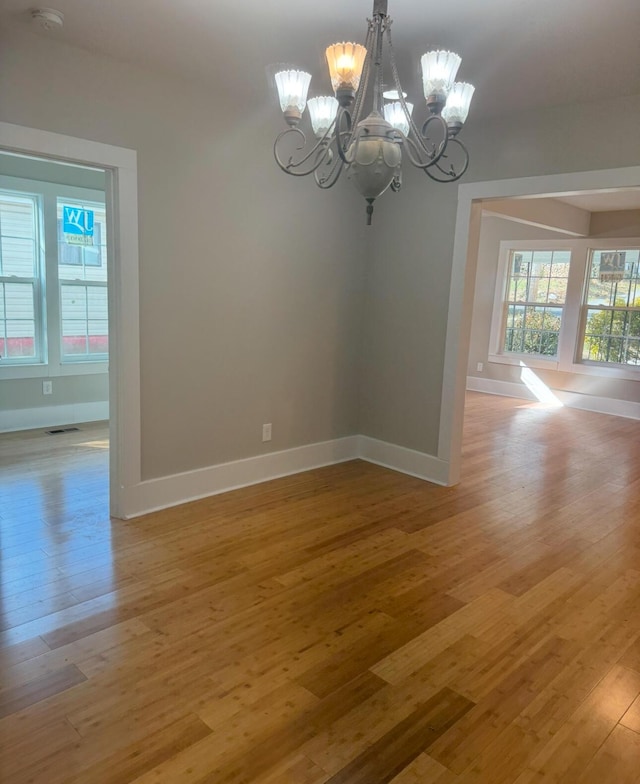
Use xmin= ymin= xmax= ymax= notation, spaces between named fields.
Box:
xmin=416 ymin=114 xmax=450 ymax=166
xmin=401 ymin=131 xmax=446 ymax=171
xmin=273 ymin=125 xmax=336 ymax=176
xmin=335 ymin=107 xmax=355 ymax=164
xmin=422 ymin=138 xmax=470 ymax=182
xmin=314 ymin=155 xmax=345 ymax=189
xmin=385 ymin=26 xmax=451 ymax=168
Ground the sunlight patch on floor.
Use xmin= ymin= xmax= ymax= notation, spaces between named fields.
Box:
xmin=519 ymin=363 xmax=563 ymax=408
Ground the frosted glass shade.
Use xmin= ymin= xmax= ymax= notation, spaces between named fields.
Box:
xmin=275 ymin=70 xmax=312 ymax=113
xmin=382 ymin=89 xmax=407 ymax=100
xmin=326 ymin=43 xmax=367 ymax=92
xmin=383 ymin=101 xmax=414 ymax=136
xmin=442 ymin=82 xmax=475 ymax=125
xmin=420 ymin=50 xmax=461 ymax=99
xmin=307 ymin=96 xmax=339 ymax=137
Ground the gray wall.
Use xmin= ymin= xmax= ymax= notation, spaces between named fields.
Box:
xmin=360 ymin=94 xmax=640 ymax=455
xmin=2 ymin=25 xmax=638 ymax=478
xmin=2 ymin=375 xmax=108 ymax=411
xmin=466 ymin=216 xmax=639 ymax=404
xmin=590 ymin=210 xmax=640 ymax=238
xmin=0 ymin=28 xmax=365 ymax=479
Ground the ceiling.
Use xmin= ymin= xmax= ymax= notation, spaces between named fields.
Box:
xmin=1 ymin=0 xmax=639 ymax=118
xmin=555 ymin=190 xmax=640 ymax=212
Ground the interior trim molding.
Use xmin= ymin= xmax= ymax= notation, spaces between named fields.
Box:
xmin=442 ymin=164 xmax=640 ymax=486
xmin=358 ymin=435 xmax=450 ymax=486
xmin=467 ymin=376 xmax=640 ymax=420
xmin=0 ymin=402 xmax=109 ymax=433
xmin=122 ymin=435 xmax=449 ymax=519
xmin=0 ymin=122 xmax=141 ymax=520
xmin=124 ymin=436 xmax=360 ymax=519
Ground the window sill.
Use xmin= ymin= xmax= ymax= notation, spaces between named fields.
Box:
xmin=563 ymin=362 xmax=640 ymax=382
xmin=488 ymin=353 xmax=639 ymax=381
xmin=0 ymin=361 xmax=108 ymax=380
xmin=488 ymin=353 xmax=559 ymax=371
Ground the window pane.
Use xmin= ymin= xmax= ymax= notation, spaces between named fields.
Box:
xmin=57 ymin=200 xmax=107 ymax=284
xmin=582 ymin=307 xmax=640 ymax=365
xmin=60 ymin=283 xmax=108 ymax=359
xmin=0 ymin=282 xmax=37 ymax=359
xmin=1 ymin=195 xmax=38 ymax=277
xmin=62 ymin=319 xmax=88 ymax=355
xmin=0 ymin=193 xmax=41 ymax=364
xmin=503 ymin=249 xmax=569 ymax=358
xmin=88 ymin=321 xmax=109 ymax=354
xmin=5 ymin=320 xmax=36 ymax=358
xmin=1 ymin=236 xmax=36 ymax=277
xmin=581 ymin=250 xmax=640 ymax=366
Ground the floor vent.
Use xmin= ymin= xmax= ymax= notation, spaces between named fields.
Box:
xmin=45 ymin=427 xmax=81 ymax=435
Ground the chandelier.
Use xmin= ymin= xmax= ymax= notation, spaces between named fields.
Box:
xmin=272 ymin=0 xmax=474 ymax=224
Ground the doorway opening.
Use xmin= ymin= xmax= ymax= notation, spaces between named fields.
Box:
xmin=0 ymin=121 xmax=141 ymax=519
xmin=440 ymin=165 xmax=640 ymax=486
xmin=0 ymin=151 xmax=111 ymax=519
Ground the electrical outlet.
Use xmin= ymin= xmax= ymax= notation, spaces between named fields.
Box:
xmin=262 ymin=423 xmax=272 ymax=442
xmin=476 ymin=362 xmax=484 ymax=372
xmin=43 ymin=380 xmax=53 ymax=395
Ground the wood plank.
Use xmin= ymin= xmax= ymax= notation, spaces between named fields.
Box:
xmin=1 ymin=399 xmax=640 ymax=783
xmin=322 ymin=687 xmax=473 ymax=784
xmin=0 ymin=664 xmax=87 ymax=718
xmin=577 ymin=724 xmax=640 ymax=784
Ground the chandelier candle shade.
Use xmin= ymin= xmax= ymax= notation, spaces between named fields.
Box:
xmin=272 ymin=0 xmax=475 ymax=224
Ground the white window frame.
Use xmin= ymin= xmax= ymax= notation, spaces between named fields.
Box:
xmin=56 ymin=196 xmax=109 ymax=365
xmin=0 ymin=175 xmax=108 ymax=380
xmin=489 ymin=238 xmax=640 ymax=381
xmin=0 ymin=190 xmax=46 ymax=366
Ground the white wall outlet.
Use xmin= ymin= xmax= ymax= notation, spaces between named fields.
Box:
xmin=476 ymin=362 xmax=484 ymax=372
xmin=262 ymin=423 xmax=272 ymax=442
xmin=42 ymin=380 xmax=53 ymax=395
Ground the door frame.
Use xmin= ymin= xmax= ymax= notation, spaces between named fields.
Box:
xmin=440 ymin=164 xmax=640 ymax=485
xmin=0 ymin=121 xmax=141 ymax=519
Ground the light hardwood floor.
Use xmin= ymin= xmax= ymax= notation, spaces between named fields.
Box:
xmin=1 ymin=393 xmax=640 ymax=783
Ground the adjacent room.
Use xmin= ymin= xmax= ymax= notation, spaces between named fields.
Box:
xmin=1 ymin=0 xmax=639 ymax=782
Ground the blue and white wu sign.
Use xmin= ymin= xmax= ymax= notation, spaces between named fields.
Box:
xmin=63 ymin=206 xmax=95 ymax=246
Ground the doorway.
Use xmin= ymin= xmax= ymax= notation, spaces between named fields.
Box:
xmin=0 ymin=153 xmax=111 ymax=521
xmin=0 ymin=121 xmax=141 ymax=519
xmin=440 ymin=164 xmax=640 ymax=486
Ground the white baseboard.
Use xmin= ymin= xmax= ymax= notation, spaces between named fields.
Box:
xmin=466 ymin=376 xmax=538 ymax=401
xmin=0 ymin=401 xmax=109 ymax=433
xmin=467 ymin=376 xmax=640 ymax=420
xmin=358 ymin=435 xmax=450 ymax=486
xmin=124 ymin=436 xmax=360 ymax=519
xmin=123 ymin=434 xmax=450 ymax=519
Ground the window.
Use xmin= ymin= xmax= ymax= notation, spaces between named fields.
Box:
xmin=582 ymin=249 xmax=640 ymax=366
xmin=490 ymin=239 xmax=640 ymax=379
xmin=0 ymin=192 xmax=43 ymax=363
xmin=0 ymin=181 xmax=107 ymax=376
xmin=57 ymin=199 xmax=108 ymax=361
xmin=502 ymin=249 xmax=570 ymax=359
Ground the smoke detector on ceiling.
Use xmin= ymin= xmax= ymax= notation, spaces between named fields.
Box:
xmin=31 ymin=8 xmax=64 ymax=31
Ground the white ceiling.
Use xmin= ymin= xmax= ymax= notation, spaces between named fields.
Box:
xmin=555 ymin=190 xmax=640 ymax=212
xmin=1 ymin=0 xmax=639 ymax=118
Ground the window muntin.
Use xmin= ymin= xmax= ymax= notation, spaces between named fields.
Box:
xmin=57 ymin=199 xmax=108 ymax=361
xmin=502 ymin=249 xmax=571 ymax=358
xmin=582 ymin=249 xmax=640 ymax=366
xmin=0 ymin=192 xmax=42 ymax=363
